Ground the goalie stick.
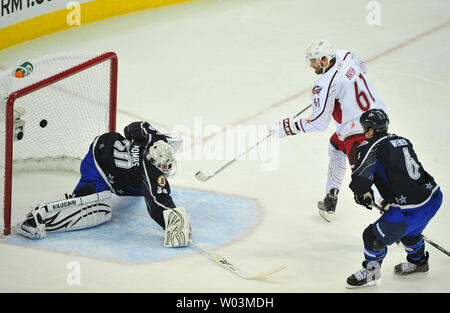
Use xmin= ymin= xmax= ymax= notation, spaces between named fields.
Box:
xmin=195 ymin=104 xmax=312 ymax=182
xmin=190 ymin=240 xmax=287 ymax=279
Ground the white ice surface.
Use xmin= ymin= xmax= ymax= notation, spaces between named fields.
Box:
xmin=0 ymin=0 xmax=449 ymax=293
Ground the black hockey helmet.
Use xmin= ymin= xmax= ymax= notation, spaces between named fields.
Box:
xmin=360 ymin=109 xmax=389 ymax=134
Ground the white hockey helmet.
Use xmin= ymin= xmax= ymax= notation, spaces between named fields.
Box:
xmin=146 ymin=140 xmax=177 ymax=176
xmin=305 ymin=40 xmax=335 ymax=66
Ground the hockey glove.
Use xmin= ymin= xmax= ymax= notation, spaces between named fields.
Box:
xmin=124 ymin=121 xmax=151 ymax=143
xmin=354 ymin=190 xmax=374 ymax=210
xmin=163 ymin=207 xmax=192 ymax=247
xmin=269 ymin=117 xmax=300 ymax=138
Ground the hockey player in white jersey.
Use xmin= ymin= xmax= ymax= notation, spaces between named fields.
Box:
xmin=270 ymin=40 xmax=386 ymax=221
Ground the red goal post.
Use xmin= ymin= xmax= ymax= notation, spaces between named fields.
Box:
xmin=1 ymin=51 xmax=118 ymax=235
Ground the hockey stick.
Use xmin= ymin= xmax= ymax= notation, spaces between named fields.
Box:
xmin=373 ymin=203 xmax=449 ymax=257
xmin=195 ymin=104 xmax=312 ymax=182
xmin=421 ymin=235 xmax=450 ymax=257
xmin=195 ymin=133 xmax=271 ymax=182
xmin=190 ymin=240 xmax=287 ymax=279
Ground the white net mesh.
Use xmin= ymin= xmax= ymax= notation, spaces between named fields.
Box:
xmin=0 ymin=51 xmax=116 ymax=235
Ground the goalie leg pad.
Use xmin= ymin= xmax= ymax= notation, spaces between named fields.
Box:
xmin=163 ymin=207 xmax=192 ymax=247
xmin=14 ymin=191 xmax=112 ymax=239
xmin=44 ymin=191 xmax=112 ymax=234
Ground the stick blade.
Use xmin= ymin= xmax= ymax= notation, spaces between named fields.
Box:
xmin=190 ymin=241 xmax=286 ymax=280
xmin=195 ymin=171 xmax=210 ymax=182
xmin=209 ymin=254 xmax=286 ymax=280
xmin=244 ymin=264 xmax=287 ymax=280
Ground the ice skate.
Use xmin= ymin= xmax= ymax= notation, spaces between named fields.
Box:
xmin=394 ymin=252 xmax=429 ymax=276
xmin=317 ymin=188 xmax=338 ymax=222
xmin=346 ymin=261 xmax=381 ymax=288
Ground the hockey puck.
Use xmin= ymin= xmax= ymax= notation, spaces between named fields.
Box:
xmin=39 ymin=119 xmax=47 ymax=128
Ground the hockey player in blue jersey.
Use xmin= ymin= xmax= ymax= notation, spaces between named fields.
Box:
xmin=13 ymin=121 xmax=191 ymax=248
xmin=346 ymin=109 xmax=442 ymax=288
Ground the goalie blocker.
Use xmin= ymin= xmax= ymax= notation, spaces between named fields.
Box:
xmin=163 ymin=207 xmax=192 ymax=247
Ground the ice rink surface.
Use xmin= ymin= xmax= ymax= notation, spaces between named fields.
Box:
xmin=0 ymin=0 xmax=449 ymax=293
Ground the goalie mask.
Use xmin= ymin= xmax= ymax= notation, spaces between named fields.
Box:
xmin=146 ymin=140 xmax=177 ymax=176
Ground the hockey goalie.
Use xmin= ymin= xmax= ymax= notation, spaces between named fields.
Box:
xmin=13 ymin=121 xmax=192 ymax=248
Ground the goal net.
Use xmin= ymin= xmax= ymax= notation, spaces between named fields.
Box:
xmin=0 ymin=51 xmax=117 ymax=235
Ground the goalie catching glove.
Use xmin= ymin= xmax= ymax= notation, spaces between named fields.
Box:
xmin=124 ymin=121 xmax=183 ymax=155
xmin=124 ymin=121 xmax=152 ymax=144
xmin=163 ymin=207 xmax=192 ymax=247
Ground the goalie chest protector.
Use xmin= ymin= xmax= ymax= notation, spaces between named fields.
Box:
xmin=93 ymin=132 xmax=161 ymax=197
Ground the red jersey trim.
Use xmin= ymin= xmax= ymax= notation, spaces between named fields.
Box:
xmin=299 ymin=119 xmax=306 ymax=132
xmin=311 ymin=70 xmax=338 ymax=122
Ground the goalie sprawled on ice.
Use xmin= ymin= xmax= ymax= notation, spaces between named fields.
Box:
xmin=13 ymin=121 xmax=191 ymax=248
